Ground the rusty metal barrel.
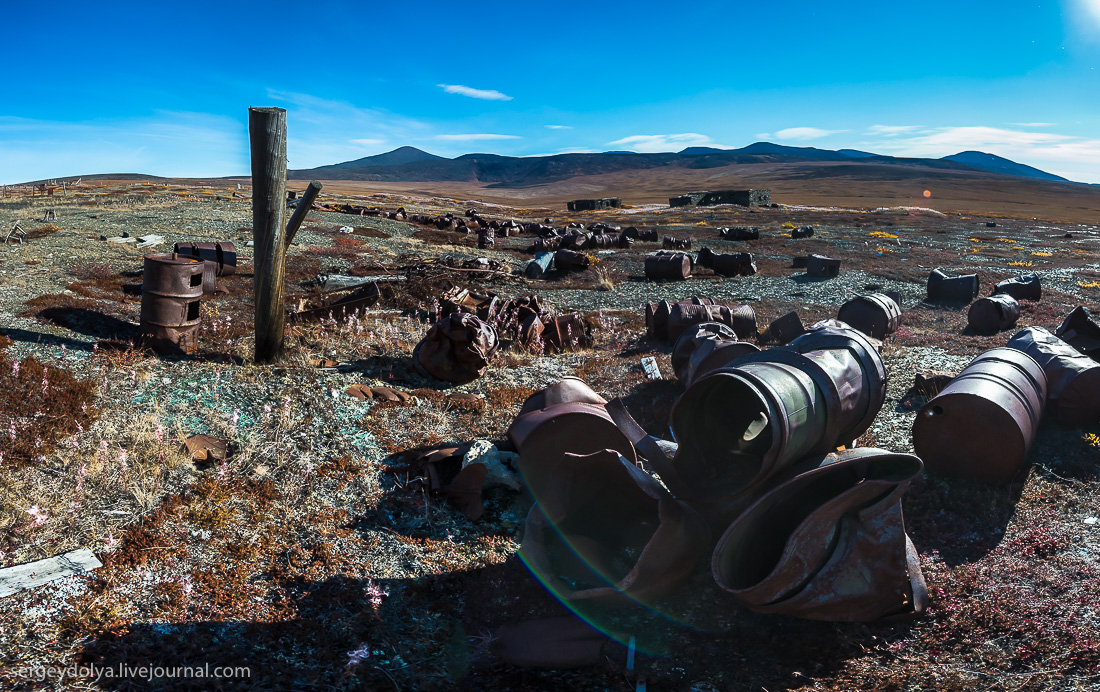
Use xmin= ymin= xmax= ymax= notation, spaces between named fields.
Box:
xmin=645 ymin=297 xmax=716 ymax=341
xmin=913 ymin=348 xmax=1047 ymax=484
xmin=711 ymin=448 xmax=926 ymax=622
xmin=711 ymin=252 xmax=758 ymax=277
xmin=719 ymin=227 xmax=759 ymax=240
xmin=671 ymin=322 xmax=737 ymax=381
xmin=837 ymin=293 xmax=903 ymax=340
xmin=554 ymin=249 xmax=590 ymax=271
xmin=667 ymin=303 xmax=757 ymax=342
xmin=173 ymin=241 xmax=237 ymax=276
xmin=477 ymin=227 xmax=495 ymax=249
xmin=927 ymin=268 xmax=979 ymax=302
xmin=670 ymin=324 xmax=887 ymax=505
xmin=967 ymin=294 xmax=1020 ymax=333
xmin=1007 ymin=327 xmax=1100 ymax=426
xmin=663 ymin=236 xmax=692 ymax=250
xmin=507 ymin=378 xmax=637 ymax=499
xmin=790 ymin=226 xmax=814 ymax=239
xmin=140 ymin=254 xmax=204 ymax=354
xmin=645 ymin=251 xmax=692 ymax=281
xmin=671 ymin=322 xmax=761 ymax=387
xmin=994 ymin=273 xmax=1042 ymax=301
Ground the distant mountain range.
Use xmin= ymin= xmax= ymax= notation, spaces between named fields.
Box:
xmin=289 ymin=142 xmax=1073 ymax=187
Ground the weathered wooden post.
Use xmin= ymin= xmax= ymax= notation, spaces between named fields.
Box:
xmin=249 ymin=107 xmax=321 ymax=363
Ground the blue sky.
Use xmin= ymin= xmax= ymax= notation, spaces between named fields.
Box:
xmin=2 ymin=0 xmax=1099 ymax=183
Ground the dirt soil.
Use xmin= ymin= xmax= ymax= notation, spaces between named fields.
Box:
xmin=0 ymin=179 xmax=1099 ymax=691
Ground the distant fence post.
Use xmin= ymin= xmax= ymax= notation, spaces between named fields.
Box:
xmin=248 ymin=107 xmax=322 ymax=363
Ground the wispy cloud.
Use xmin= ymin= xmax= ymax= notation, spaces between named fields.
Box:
xmin=767 ymin=127 xmax=850 ymax=141
xmin=0 ymin=111 xmax=244 ymax=183
xmin=350 ymin=138 xmax=386 ymax=146
xmin=433 ymin=133 xmax=521 ymax=141
xmin=860 ymin=125 xmax=1100 ymax=183
xmin=865 ymin=125 xmax=923 ymax=136
xmin=438 ymin=84 xmax=513 ymax=101
xmin=545 ymin=125 xmax=572 ymax=130
xmin=1009 ymin=122 xmax=1056 ymax=127
xmin=607 ymin=133 xmax=714 ymax=152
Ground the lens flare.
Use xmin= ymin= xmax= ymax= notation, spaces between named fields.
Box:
xmin=923 ymin=190 xmax=932 ymax=198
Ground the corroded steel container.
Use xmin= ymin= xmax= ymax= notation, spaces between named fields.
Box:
xmin=645 ymin=251 xmax=692 ymax=281
xmin=671 ymin=322 xmax=738 ymax=382
xmin=927 ymin=268 xmax=979 ymax=302
xmin=719 ymin=227 xmax=759 ymax=240
xmin=671 ymin=322 xmax=763 ymax=387
xmin=667 ymin=303 xmax=757 ymax=342
xmin=806 ymin=254 xmax=841 ymax=278
xmin=837 ymin=293 xmax=903 ymax=340
xmin=967 ymin=294 xmax=1020 ymax=333
xmin=1007 ymin=327 xmax=1100 ymax=426
xmin=521 ymin=449 xmax=711 ymax=605
xmin=993 ymin=273 xmax=1042 ymax=301
xmin=913 ymin=347 xmax=1047 ymax=484
xmin=644 ymin=297 xmax=715 ymax=341
xmin=1056 ymin=306 xmax=1100 ymax=360
xmin=140 ymin=254 xmax=204 ymax=354
xmin=663 ymin=236 xmax=692 ymax=250
xmin=670 ymin=324 xmax=886 ymax=504
xmin=712 ymin=448 xmax=927 ymax=622
xmin=507 ymin=379 xmax=637 ymax=499
xmin=173 ymin=241 xmax=237 ymax=276
xmin=711 ymin=252 xmax=758 ymax=277
xmin=554 ymin=249 xmax=590 ymax=271
xmin=412 ymin=313 xmax=499 ymax=383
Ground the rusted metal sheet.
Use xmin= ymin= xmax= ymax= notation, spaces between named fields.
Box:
xmin=967 ymin=294 xmax=1020 ymax=333
xmin=993 ymin=273 xmax=1041 ymax=301
xmin=507 ymin=379 xmax=637 ymax=500
xmin=913 ymin=347 xmax=1047 ymax=484
xmin=1007 ymin=327 xmax=1100 ymax=426
xmin=416 ymin=445 xmax=487 ymax=520
xmin=667 ymin=302 xmax=757 ymax=342
xmin=711 ymin=448 xmax=926 ymax=622
xmin=521 ymin=449 xmax=710 ymax=604
xmin=1055 ymin=306 xmax=1100 ymax=361
xmin=412 ymin=312 xmax=499 ymax=383
xmin=670 ymin=323 xmax=886 ymax=509
xmin=139 ymin=253 xmax=204 ymax=354
xmin=927 ymin=267 xmax=979 ymax=302
xmin=767 ymin=310 xmax=805 ymax=344
xmin=645 ymin=251 xmax=692 ymax=281
xmin=837 ymin=293 xmax=902 ymax=340
xmin=806 ymin=253 xmax=841 ymax=278
xmin=173 ymin=241 xmax=237 ymax=276
xmin=289 ymin=282 xmax=381 ymax=323
xmin=345 ymin=385 xmax=412 ymax=402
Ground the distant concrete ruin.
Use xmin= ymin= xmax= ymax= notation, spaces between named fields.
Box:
xmin=669 ymin=189 xmax=771 ymax=208
xmin=567 ymin=197 xmax=621 ymax=211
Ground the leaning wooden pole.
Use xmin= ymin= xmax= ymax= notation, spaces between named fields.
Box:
xmin=249 ymin=107 xmax=289 ymax=363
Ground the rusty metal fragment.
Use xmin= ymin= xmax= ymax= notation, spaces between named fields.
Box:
xmin=416 ymin=445 xmax=487 ymax=520
xmin=913 ymin=347 xmax=1047 ymax=483
xmin=914 ymin=371 xmax=957 ymax=398
xmin=412 ymin=312 xmax=499 ymax=383
xmin=1055 ymin=306 xmax=1100 ymax=361
xmin=139 ymin=253 xmax=204 ymax=354
xmin=670 ymin=323 xmax=887 ymax=511
xmin=521 ymin=449 xmax=710 ymax=604
xmin=345 ymin=385 xmax=412 ymax=403
xmin=712 ymin=448 xmax=926 ymax=622
xmin=837 ymin=293 xmax=902 ymax=340
xmin=967 ymin=294 xmax=1020 ymax=333
xmin=1007 ymin=327 xmax=1100 ymax=426
xmin=289 ymin=282 xmax=381 ymax=323
xmin=927 ymin=268 xmax=979 ymax=302
xmin=507 ymin=379 xmax=637 ymax=499
xmin=182 ymin=434 xmax=229 ymax=463
xmin=541 ymin=313 xmax=589 ymax=353
xmin=767 ymin=311 xmax=805 ymax=345
xmin=993 ymin=273 xmax=1042 ymax=301
xmin=645 ymin=251 xmax=692 ymax=281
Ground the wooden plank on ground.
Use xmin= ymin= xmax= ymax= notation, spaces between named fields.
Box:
xmin=0 ymin=548 xmax=103 ymax=598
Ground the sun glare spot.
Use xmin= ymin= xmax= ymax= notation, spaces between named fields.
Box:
xmin=923 ymin=190 xmax=932 ymax=198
